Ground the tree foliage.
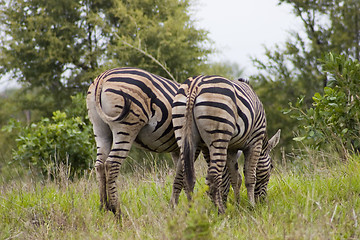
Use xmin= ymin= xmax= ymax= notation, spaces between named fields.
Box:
xmin=251 ymin=0 xmax=360 ymax=150
xmin=0 ymin=0 xmax=211 ymax=114
xmin=287 ymin=53 xmax=360 ymax=157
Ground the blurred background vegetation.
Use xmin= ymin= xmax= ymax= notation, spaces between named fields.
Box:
xmin=0 ymin=0 xmax=359 ymax=177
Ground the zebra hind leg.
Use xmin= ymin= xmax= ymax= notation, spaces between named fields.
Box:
xmin=207 ymin=146 xmax=227 ymax=214
xmin=170 ymin=148 xmax=200 ymax=207
xmin=170 ymin=154 xmax=185 ymax=207
xmin=205 ymin=148 xmax=232 ymax=206
xmin=91 ymin=119 xmax=112 ymax=212
xmin=104 ymin=127 xmax=138 ymax=219
xmin=96 ymin=161 xmax=108 ymax=210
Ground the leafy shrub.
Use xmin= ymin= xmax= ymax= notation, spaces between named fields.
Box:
xmin=285 ymin=53 xmax=360 ymax=156
xmin=3 ymin=94 xmax=95 ymax=177
xmin=3 ymin=92 xmax=176 ymax=177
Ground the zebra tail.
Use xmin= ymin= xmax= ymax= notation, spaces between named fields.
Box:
xmin=183 ymin=86 xmax=198 ymax=193
xmin=183 ymin=131 xmax=194 ymax=193
xmin=94 ymin=76 xmax=131 ymax=123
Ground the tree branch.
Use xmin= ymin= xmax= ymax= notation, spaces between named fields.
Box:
xmin=113 ymin=33 xmax=176 ymax=82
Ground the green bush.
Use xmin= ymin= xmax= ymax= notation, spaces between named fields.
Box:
xmin=2 ymin=92 xmax=174 ymax=177
xmin=285 ymin=53 xmax=360 ymax=156
xmin=3 ymin=94 xmax=95 ymax=177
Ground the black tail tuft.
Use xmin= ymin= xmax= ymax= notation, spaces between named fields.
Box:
xmin=183 ymin=135 xmax=195 ymax=192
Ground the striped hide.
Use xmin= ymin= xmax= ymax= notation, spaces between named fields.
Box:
xmin=86 ymin=67 xmax=180 ymax=217
xmin=172 ymin=75 xmax=280 ymax=214
xmin=86 ymin=68 xmax=241 ymax=217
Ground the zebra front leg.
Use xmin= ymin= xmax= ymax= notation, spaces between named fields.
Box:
xmin=226 ymin=151 xmax=242 ymax=204
xmin=243 ymin=142 xmax=262 ymax=207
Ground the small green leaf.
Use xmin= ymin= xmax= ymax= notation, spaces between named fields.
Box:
xmin=293 ymin=136 xmax=306 ymax=142
xmin=324 ymin=87 xmax=333 ymax=95
xmin=313 ymin=92 xmax=322 ymax=101
xmin=282 ymin=109 xmax=292 ymax=115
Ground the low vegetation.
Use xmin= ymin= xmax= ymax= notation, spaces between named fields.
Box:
xmin=1 ymin=151 xmax=359 ymax=240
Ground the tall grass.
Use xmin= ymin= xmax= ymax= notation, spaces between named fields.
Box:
xmin=1 ymin=151 xmax=360 ymax=239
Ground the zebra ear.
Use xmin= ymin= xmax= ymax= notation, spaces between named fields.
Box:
xmin=268 ymin=129 xmax=281 ymax=152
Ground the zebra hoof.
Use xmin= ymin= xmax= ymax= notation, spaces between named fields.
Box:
xmin=217 ymin=206 xmax=226 ymax=215
xmin=169 ymin=198 xmax=178 ymax=208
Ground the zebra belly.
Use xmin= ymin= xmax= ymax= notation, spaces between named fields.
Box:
xmin=135 ymin=120 xmax=176 ymax=153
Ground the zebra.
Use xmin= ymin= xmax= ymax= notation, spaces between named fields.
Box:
xmin=86 ymin=67 xmax=240 ymax=217
xmin=86 ymin=67 xmax=181 ymax=217
xmin=172 ymin=75 xmax=281 ymax=214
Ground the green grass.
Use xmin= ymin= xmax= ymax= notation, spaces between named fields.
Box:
xmin=1 ymin=155 xmax=360 ymax=239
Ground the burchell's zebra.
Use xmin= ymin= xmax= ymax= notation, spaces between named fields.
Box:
xmin=86 ymin=68 xmax=240 ymax=217
xmin=172 ymin=75 xmax=280 ymax=214
xmin=87 ymin=67 xmax=181 ymax=217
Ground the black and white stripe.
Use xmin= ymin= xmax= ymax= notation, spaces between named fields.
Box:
xmin=87 ymin=67 xmax=181 ymax=217
xmin=87 ymin=68 xmax=241 ymax=216
xmin=172 ymin=75 xmax=280 ymax=214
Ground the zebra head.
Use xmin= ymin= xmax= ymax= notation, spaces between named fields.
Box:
xmin=254 ymin=129 xmax=281 ymax=201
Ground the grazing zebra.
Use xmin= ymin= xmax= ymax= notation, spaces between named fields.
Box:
xmin=86 ymin=68 xmax=239 ymax=217
xmin=87 ymin=67 xmax=181 ymax=217
xmin=172 ymin=75 xmax=281 ymax=214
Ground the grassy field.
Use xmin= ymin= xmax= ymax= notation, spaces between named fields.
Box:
xmin=1 ymin=153 xmax=360 ymax=240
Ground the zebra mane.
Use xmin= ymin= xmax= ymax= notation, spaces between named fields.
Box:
xmin=237 ymin=78 xmax=250 ymax=84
